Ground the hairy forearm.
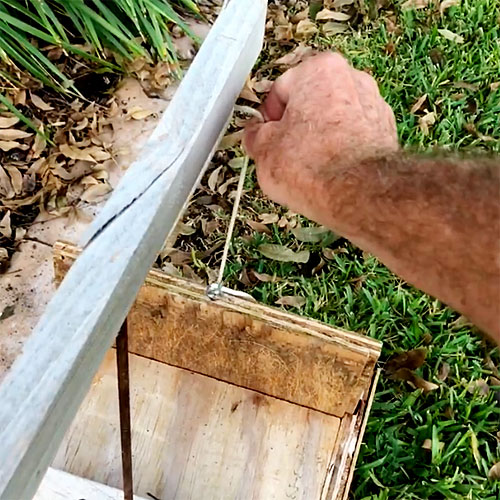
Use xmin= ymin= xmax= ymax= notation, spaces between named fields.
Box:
xmin=319 ymin=154 xmax=500 ymax=342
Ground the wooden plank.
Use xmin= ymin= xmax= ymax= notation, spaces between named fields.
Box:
xmin=0 ymin=2 xmax=267 ymax=499
xmin=53 ymin=350 xmax=342 ymax=500
xmin=54 ymin=242 xmax=382 ymax=417
xmin=35 ymin=468 xmax=147 ymax=500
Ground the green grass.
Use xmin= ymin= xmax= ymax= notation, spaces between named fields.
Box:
xmin=218 ymin=1 xmax=500 ymax=498
xmin=0 ymin=0 xmax=200 ymax=93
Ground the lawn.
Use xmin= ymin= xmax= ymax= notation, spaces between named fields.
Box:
xmin=167 ymin=0 xmax=500 ymax=498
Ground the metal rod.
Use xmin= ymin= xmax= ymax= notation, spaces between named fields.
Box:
xmin=116 ymin=320 xmax=134 ymax=500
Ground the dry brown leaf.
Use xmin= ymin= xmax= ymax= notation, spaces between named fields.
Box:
xmin=322 ymin=21 xmax=349 ymax=36
xmin=386 ymin=348 xmax=427 ymax=373
xmin=410 ymin=94 xmax=428 ymax=114
xmin=488 ymin=462 xmax=500 ymax=480
xmin=258 ymin=244 xmax=310 ymax=263
xmin=490 ymin=82 xmax=500 ymax=92
xmin=251 ymin=270 xmax=279 ymax=282
xmin=0 ymin=210 xmax=12 ymax=238
xmin=390 ymin=368 xmax=439 ymax=393
xmin=30 ymin=93 xmax=54 ymax=111
xmin=259 ymin=213 xmax=279 ymax=224
xmin=440 ymin=0 xmax=460 ymax=14
xmin=218 ymin=130 xmax=244 ymax=150
xmin=438 ymin=28 xmax=464 ymax=43
xmin=14 ymin=90 xmax=26 ymax=106
xmin=5 ymin=166 xmax=23 ymax=195
xmin=454 ymin=81 xmax=479 ymax=91
xmin=274 ymin=23 xmax=294 ymax=41
xmin=81 ymin=182 xmax=112 ymax=203
xmin=0 ymin=140 xmax=29 ymax=152
xmin=291 ymin=9 xmax=309 ymax=23
xmin=0 ymin=116 xmax=19 ymax=128
xmin=207 ymin=166 xmax=223 ymax=191
xmin=128 ymin=107 xmax=156 ymax=120
xmin=467 ymin=378 xmax=490 ymax=396
xmin=437 ymin=362 xmax=450 ymax=381
xmin=32 ymin=125 xmax=47 ymax=158
xmin=0 ymin=166 xmax=14 ymax=198
xmin=316 ymin=9 xmax=351 ymax=21
xmin=15 ymin=227 xmax=26 ymax=241
xmin=0 ymin=128 xmax=32 ymax=140
xmin=275 ymin=296 xmax=306 ymax=308
xmin=218 ymin=176 xmax=238 ymax=195
xmin=419 ymin=111 xmax=436 ymax=135
xmin=328 ymin=0 xmax=354 ymax=6
xmin=247 ymin=220 xmax=272 ymax=234
xmin=177 ymin=221 xmax=196 ymax=236
xmin=0 ymin=247 xmax=8 ymax=266
xmin=239 ymin=77 xmax=260 ymax=103
xmin=274 ymin=44 xmax=314 ymax=66
xmin=59 ymin=143 xmax=96 ymax=162
xmin=295 ymin=19 xmax=318 ymax=39
xmin=401 ymin=0 xmax=430 ymax=9
xmin=422 ymin=438 xmax=432 ymax=450
xmin=253 ymin=79 xmax=273 ymax=93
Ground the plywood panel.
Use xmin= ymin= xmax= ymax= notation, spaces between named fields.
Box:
xmin=54 ymin=351 xmax=342 ymax=500
xmin=54 ymin=242 xmax=381 ymax=417
xmin=35 ymin=468 xmax=147 ymax=500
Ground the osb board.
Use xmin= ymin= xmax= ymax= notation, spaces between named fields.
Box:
xmin=54 ymin=242 xmax=381 ymax=417
xmin=53 ymin=350 xmax=345 ymax=500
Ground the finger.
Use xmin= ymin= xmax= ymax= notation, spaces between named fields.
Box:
xmin=261 ymin=70 xmax=293 ymax=121
xmin=243 ymin=119 xmax=282 ymax=160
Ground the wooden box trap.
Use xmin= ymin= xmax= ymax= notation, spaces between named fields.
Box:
xmin=49 ymin=242 xmax=381 ymax=500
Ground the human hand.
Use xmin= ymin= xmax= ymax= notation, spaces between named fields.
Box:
xmin=244 ymin=53 xmax=398 ymax=223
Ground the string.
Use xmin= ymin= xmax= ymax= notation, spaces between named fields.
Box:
xmin=216 ymin=155 xmax=248 ymax=285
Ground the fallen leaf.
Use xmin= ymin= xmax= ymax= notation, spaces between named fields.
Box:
xmin=5 ymin=166 xmax=23 ymax=195
xmin=295 ymin=19 xmax=318 ymax=39
xmin=207 ymin=166 xmax=223 ymax=191
xmin=253 ymin=79 xmax=273 ymax=93
xmin=316 ymin=9 xmax=351 ymax=21
xmin=251 ymin=270 xmax=279 ymax=282
xmin=470 ymin=429 xmax=481 ymax=470
xmin=15 ymin=227 xmax=26 ymax=241
xmin=258 ymin=244 xmax=310 ymax=263
xmin=291 ymin=9 xmax=308 ymax=23
xmin=292 ymin=226 xmax=331 ymax=243
xmin=161 ymin=262 xmax=182 ymax=277
xmin=259 ymin=213 xmax=279 ymax=224
xmin=218 ymin=130 xmax=244 ymax=150
xmin=437 ymin=362 xmax=450 ymax=381
xmin=454 ymin=81 xmax=479 ymax=91
xmin=32 ymin=125 xmax=47 ymax=158
xmin=81 ymin=182 xmax=112 ymax=203
xmin=218 ymin=176 xmax=238 ymax=195
xmin=422 ymin=438 xmax=432 ymax=450
xmin=274 ymin=23 xmax=294 ymax=41
xmin=177 ymin=221 xmax=196 ymax=236
xmin=490 ymin=82 xmax=500 ymax=92
xmin=274 ymin=44 xmax=314 ymax=66
xmin=386 ymin=348 xmax=427 ymax=373
xmin=322 ymin=21 xmax=349 ymax=36
xmin=247 ymin=220 xmax=271 ymax=234
xmin=440 ymin=0 xmax=460 ymax=14
xmin=488 ymin=462 xmax=500 ymax=480
xmin=0 ymin=128 xmax=32 ymax=140
xmin=0 ymin=247 xmax=8 ymax=266
xmin=228 ymin=157 xmax=247 ymax=170
xmin=410 ymin=94 xmax=428 ymax=114
xmin=239 ymin=77 xmax=260 ymax=103
xmin=467 ymin=378 xmax=490 ymax=397
xmin=0 ymin=141 xmax=29 ymax=152
xmin=59 ymin=143 xmax=96 ymax=162
xmin=0 ymin=116 xmax=19 ymax=128
xmin=419 ymin=111 xmax=436 ymax=135
xmin=390 ymin=368 xmax=439 ymax=393
xmin=0 ymin=166 xmax=14 ymax=198
xmin=438 ymin=28 xmax=464 ymax=43
xmin=401 ymin=0 xmax=430 ymax=9
xmin=276 ymin=296 xmax=306 ymax=308
xmin=30 ymin=93 xmax=54 ymax=111
xmin=0 ymin=211 xmax=12 ymax=238
xmin=128 ymin=107 xmax=155 ymax=120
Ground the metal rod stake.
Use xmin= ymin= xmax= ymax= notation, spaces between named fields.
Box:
xmin=117 ymin=320 xmax=134 ymax=500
